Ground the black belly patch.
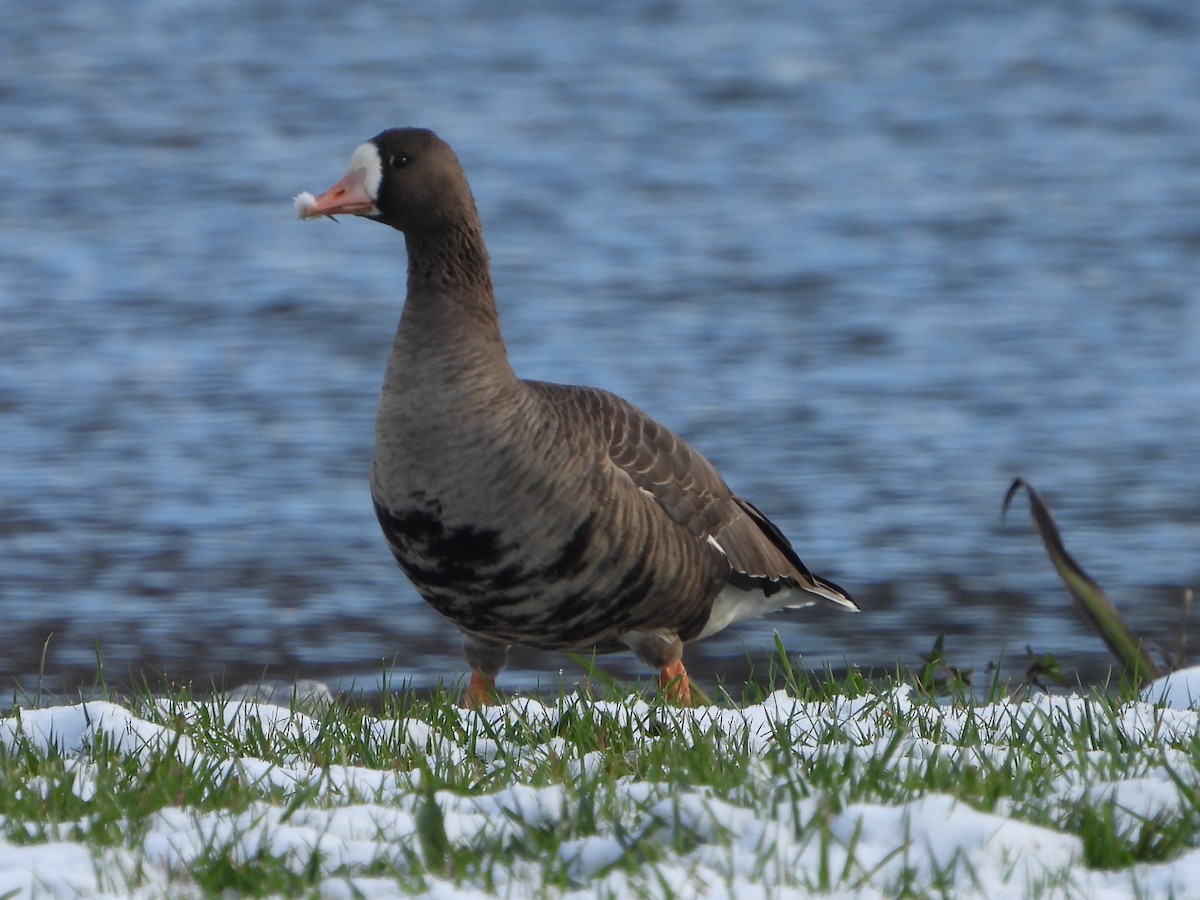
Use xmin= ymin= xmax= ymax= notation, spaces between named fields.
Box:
xmin=374 ymin=501 xmax=517 ymax=590
xmin=374 ymin=503 xmax=502 ymax=561
xmin=539 ymin=513 xmax=594 ymax=580
xmin=373 ymin=500 xmax=703 ymax=650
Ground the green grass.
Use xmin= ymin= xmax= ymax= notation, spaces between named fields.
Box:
xmin=1 ymin=658 xmax=1198 ymax=897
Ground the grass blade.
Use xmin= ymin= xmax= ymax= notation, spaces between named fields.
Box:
xmin=1002 ymin=478 xmax=1160 ymax=682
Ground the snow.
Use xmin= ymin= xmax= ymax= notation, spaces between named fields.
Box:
xmin=1141 ymin=666 xmax=1200 ymax=710
xmin=3 ymin=671 xmax=1200 ymax=897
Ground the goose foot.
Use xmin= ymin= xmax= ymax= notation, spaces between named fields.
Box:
xmin=461 ymin=672 xmax=497 ymax=709
xmin=658 ymin=659 xmax=693 ymax=706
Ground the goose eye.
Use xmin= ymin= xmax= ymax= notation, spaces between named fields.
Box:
xmin=389 ymin=155 xmax=409 ymax=170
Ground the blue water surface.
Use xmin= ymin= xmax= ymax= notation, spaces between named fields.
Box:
xmin=2 ymin=0 xmax=1198 ymax=697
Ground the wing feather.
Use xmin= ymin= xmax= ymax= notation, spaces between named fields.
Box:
xmin=540 ymin=384 xmax=858 ymax=612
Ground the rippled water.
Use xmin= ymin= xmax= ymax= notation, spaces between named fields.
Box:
xmin=2 ymin=0 xmax=1198 ymax=697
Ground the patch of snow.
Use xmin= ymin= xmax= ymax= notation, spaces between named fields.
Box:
xmin=4 ymin=680 xmax=1200 ymax=897
xmin=1142 ymin=665 xmax=1200 ymax=710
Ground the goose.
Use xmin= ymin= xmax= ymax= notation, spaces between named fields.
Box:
xmin=296 ymin=128 xmax=859 ymax=706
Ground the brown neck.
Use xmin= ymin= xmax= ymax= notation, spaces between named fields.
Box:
xmin=392 ymin=221 xmax=517 ymax=390
xmin=404 ymin=219 xmax=493 ymax=298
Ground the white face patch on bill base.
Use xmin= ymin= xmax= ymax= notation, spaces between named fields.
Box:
xmin=346 ymin=141 xmax=383 ymax=202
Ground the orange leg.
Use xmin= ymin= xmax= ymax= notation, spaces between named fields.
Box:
xmin=658 ymin=659 xmax=693 ymax=706
xmin=461 ymin=672 xmax=497 ymax=709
